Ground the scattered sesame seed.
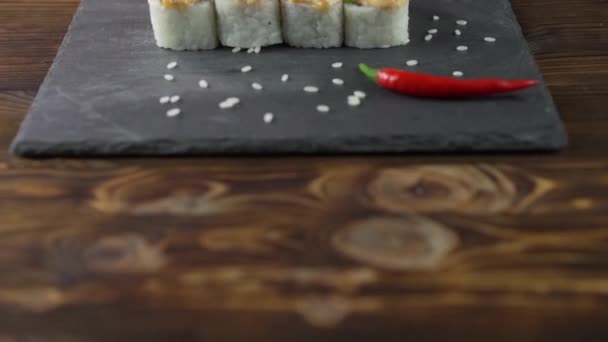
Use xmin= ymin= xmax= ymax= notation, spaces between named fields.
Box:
xmin=332 ymin=78 xmax=344 ymax=86
xmin=170 ymin=95 xmax=181 ymax=103
xmin=332 ymin=62 xmax=343 ymax=69
xmin=232 ymin=47 xmax=241 ymax=53
xmin=254 ymin=46 xmax=261 ymax=54
xmin=167 ymin=61 xmax=178 ymax=69
xmin=454 ymin=29 xmax=462 ymax=36
xmin=159 ymin=96 xmax=170 ymax=104
xmin=316 ymin=105 xmax=330 ymax=113
xmin=166 ymin=108 xmax=181 ymax=117
xmin=456 ymin=45 xmax=469 ymax=52
xmin=452 ymin=71 xmax=464 ymax=77
xmin=354 ymin=90 xmax=367 ymax=99
xmin=304 ymin=86 xmax=319 ymax=93
xmin=424 ymin=34 xmax=433 ymax=42
xmin=247 ymin=47 xmax=255 ymax=54
xmin=198 ymin=79 xmax=208 ymax=88
xmin=263 ymin=112 xmax=274 ymax=123
xmin=433 ymin=15 xmax=440 ymax=21
xmin=484 ymin=36 xmax=497 ymax=43
xmin=406 ymin=59 xmax=419 ymax=66
xmin=252 ymin=82 xmax=263 ymax=90
xmin=241 ymin=65 xmax=252 ymax=73
xmin=347 ymin=95 xmax=361 ymax=107
xmin=164 ymin=74 xmax=175 ymax=81
xmin=428 ymin=28 xmax=438 ymax=34
xmin=456 ymin=20 xmax=468 ymax=26
xmin=281 ymin=74 xmax=289 ymax=82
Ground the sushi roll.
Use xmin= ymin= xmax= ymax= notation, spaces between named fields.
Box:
xmin=215 ymin=0 xmax=283 ymax=48
xmin=281 ymin=0 xmax=343 ymax=48
xmin=148 ymin=0 xmax=219 ymax=50
xmin=344 ymin=0 xmax=410 ymax=48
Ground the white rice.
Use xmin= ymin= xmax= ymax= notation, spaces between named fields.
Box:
xmin=427 ymin=28 xmax=438 ymax=34
xmin=304 ymin=86 xmax=319 ymax=93
xmin=215 ymin=0 xmax=283 ymax=48
xmin=406 ymin=59 xmax=418 ymax=66
xmin=424 ymin=34 xmax=433 ymax=41
xmin=167 ymin=61 xmax=178 ymax=69
xmin=452 ymin=71 xmax=464 ymax=77
xmin=347 ymin=95 xmax=361 ymax=106
xmin=170 ymin=95 xmax=181 ymax=103
xmin=332 ymin=62 xmax=343 ymax=69
xmin=344 ymin=2 xmax=410 ymax=48
xmin=241 ymin=65 xmax=253 ymax=72
xmin=263 ymin=112 xmax=274 ymax=123
xmin=354 ymin=90 xmax=366 ymax=99
xmin=164 ymin=74 xmax=175 ymax=81
xmin=432 ymin=15 xmax=440 ymax=21
xmin=332 ymin=78 xmax=344 ymax=85
xmin=199 ymin=79 xmax=209 ymax=88
xmin=456 ymin=19 xmax=468 ymax=26
xmin=281 ymin=74 xmax=289 ymax=82
xmin=166 ymin=108 xmax=182 ymax=117
xmin=316 ymin=104 xmax=330 ymax=113
xmin=281 ymin=0 xmax=343 ymax=48
xmin=148 ymin=0 xmax=218 ymax=50
xmin=252 ymin=82 xmax=263 ymax=90
xmin=159 ymin=96 xmax=170 ymax=104
xmin=232 ymin=47 xmax=242 ymax=52
xmin=454 ymin=29 xmax=462 ymax=36
xmin=484 ymin=36 xmax=497 ymax=42
xmin=456 ymin=45 xmax=468 ymax=52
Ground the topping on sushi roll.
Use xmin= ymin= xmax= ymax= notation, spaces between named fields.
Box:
xmin=281 ymin=0 xmax=343 ymax=48
xmin=344 ymin=0 xmax=410 ymax=48
xmin=161 ymin=0 xmax=202 ymax=9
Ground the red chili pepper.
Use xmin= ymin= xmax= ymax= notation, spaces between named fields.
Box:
xmin=359 ymin=63 xmax=539 ymax=98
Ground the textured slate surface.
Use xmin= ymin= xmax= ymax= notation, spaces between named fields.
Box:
xmin=10 ymin=0 xmax=567 ymax=156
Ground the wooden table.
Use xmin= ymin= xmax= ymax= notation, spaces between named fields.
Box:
xmin=1 ymin=0 xmax=607 ymax=340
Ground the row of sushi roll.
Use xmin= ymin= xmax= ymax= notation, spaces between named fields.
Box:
xmin=148 ymin=0 xmax=410 ymax=50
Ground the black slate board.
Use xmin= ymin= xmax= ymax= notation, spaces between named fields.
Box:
xmin=10 ymin=0 xmax=567 ymax=156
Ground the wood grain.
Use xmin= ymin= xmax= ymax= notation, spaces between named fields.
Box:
xmin=1 ymin=0 xmax=608 ymax=340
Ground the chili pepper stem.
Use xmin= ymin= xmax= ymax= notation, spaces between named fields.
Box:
xmin=359 ymin=64 xmax=379 ymax=83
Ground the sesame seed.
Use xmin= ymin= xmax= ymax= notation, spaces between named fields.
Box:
xmin=452 ymin=71 xmax=464 ymax=77
xmin=170 ymin=95 xmax=181 ymax=103
xmin=304 ymin=86 xmax=319 ymax=93
xmin=232 ymin=47 xmax=241 ymax=53
xmin=241 ymin=65 xmax=252 ymax=73
xmin=167 ymin=61 xmax=178 ymax=69
xmin=433 ymin=15 xmax=440 ymax=21
xmin=159 ymin=96 xmax=170 ymax=104
xmin=454 ymin=29 xmax=462 ymax=36
xmin=347 ymin=95 xmax=361 ymax=107
xmin=406 ymin=59 xmax=418 ymax=66
xmin=254 ymin=46 xmax=261 ymax=54
xmin=457 ymin=45 xmax=469 ymax=52
xmin=332 ymin=78 xmax=344 ymax=86
xmin=198 ymin=79 xmax=208 ymax=88
xmin=166 ymin=108 xmax=181 ymax=117
xmin=354 ymin=90 xmax=367 ymax=99
xmin=332 ymin=62 xmax=343 ymax=69
xmin=456 ymin=20 xmax=468 ymax=26
xmin=428 ymin=28 xmax=438 ymax=34
xmin=263 ymin=112 xmax=274 ymax=123
xmin=316 ymin=105 xmax=330 ymax=113
xmin=164 ymin=74 xmax=175 ymax=81
xmin=424 ymin=34 xmax=433 ymax=42
xmin=247 ymin=47 xmax=255 ymax=54
xmin=281 ymin=74 xmax=289 ymax=82
xmin=252 ymin=82 xmax=263 ymax=91
xmin=484 ymin=36 xmax=497 ymax=43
